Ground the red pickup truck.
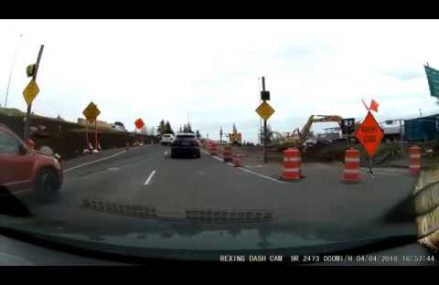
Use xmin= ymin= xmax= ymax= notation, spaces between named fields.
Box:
xmin=0 ymin=124 xmax=63 ymax=203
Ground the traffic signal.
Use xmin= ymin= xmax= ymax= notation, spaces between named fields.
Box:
xmin=261 ymin=91 xmax=270 ymax=101
xmin=26 ymin=64 xmax=36 ymax=77
xmin=341 ymin=118 xmax=355 ymax=135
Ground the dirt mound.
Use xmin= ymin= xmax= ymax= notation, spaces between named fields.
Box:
xmin=303 ymin=141 xmax=346 ymax=162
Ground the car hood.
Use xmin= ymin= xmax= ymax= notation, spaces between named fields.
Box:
xmin=0 ymin=218 xmax=418 ymax=261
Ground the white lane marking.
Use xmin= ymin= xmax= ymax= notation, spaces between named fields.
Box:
xmin=144 ymin=170 xmax=156 ymax=185
xmin=212 ymin=156 xmax=223 ymax=162
xmin=238 ymin=167 xmax=285 ymax=184
xmin=203 ymin=148 xmax=284 ymax=184
xmin=368 ymin=168 xmax=407 ymax=175
xmin=371 ymin=171 xmax=401 ymax=176
xmin=245 ymin=165 xmax=264 ymax=168
xmin=107 ymin=167 xmax=120 ymax=171
xmin=64 ymin=150 xmax=126 ymax=173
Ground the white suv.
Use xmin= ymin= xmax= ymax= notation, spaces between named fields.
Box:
xmin=160 ymin=133 xmax=175 ymax=146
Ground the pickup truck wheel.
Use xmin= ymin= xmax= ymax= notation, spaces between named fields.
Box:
xmin=35 ymin=169 xmax=60 ymax=204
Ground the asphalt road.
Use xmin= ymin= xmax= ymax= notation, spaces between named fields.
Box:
xmin=4 ymin=144 xmax=420 ymax=249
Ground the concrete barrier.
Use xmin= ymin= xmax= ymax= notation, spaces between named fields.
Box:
xmin=418 ymin=230 xmax=439 ymax=252
xmin=414 ymin=165 xmax=439 ymax=252
xmin=1 ymin=113 xmax=158 ymax=160
xmin=415 ymin=182 xmax=439 ymax=215
xmin=414 ymin=166 xmax=439 ymax=195
xmin=416 ymin=206 xmax=439 ymax=237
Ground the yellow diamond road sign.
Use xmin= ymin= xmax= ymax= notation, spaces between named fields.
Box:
xmin=82 ymin=102 xmax=101 ymax=122
xmin=23 ymin=79 xmax=40 ymax=106
xmin=255 ymin=101 xmax=275 ymax=120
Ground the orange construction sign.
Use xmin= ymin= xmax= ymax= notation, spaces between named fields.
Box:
xmin=135 ymin=118 xmax=145 ymax=129
xmin=355 ymin=112 xmax=384 ymax=158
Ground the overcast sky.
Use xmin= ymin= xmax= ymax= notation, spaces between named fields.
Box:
xmin=0 ymin=20 xmax=438 ymax=142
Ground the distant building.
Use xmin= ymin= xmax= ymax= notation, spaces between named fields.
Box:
xmin=380 ymin=119 xmax=404 ymax=142
xmin=404 ymin=114 xmax=439 ymax=142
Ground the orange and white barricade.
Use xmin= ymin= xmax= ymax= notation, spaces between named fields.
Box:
xmin=209 ymin=142 xmax=217 ymax=156
xmin=342 ymin=148 xmax=360 ymax=182
xmin=409 ymin=145 xmax=421 ymax=176
xmin=232 ymin=154 xmax=242 ymax=167
xmin=223 ymin=145 xmax=232 ymax=162
xmin=281 ymin=148 xmax=301 ymax=181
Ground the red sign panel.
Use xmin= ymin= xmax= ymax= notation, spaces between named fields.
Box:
xmin=135 ymin=118 xmax=145 ymax=129
xmin=355 ymin=112 xmax=384 ymax=158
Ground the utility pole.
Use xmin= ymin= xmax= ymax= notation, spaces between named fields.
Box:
xmin=24 ymin=45 xmax=44 ymax=141
xmin=262 ymin=76 xmax=268 ymax=163
xmin=220 ymin=127 xmax=223 ymax=145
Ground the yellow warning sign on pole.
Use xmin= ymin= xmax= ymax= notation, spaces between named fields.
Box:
xmin=82 ymin=102 xmax=101 ymax=123
xmin=22 ymin=79 xmax=40 ymax=106
xmin=255 ymin=101 xmax=275 ymax=121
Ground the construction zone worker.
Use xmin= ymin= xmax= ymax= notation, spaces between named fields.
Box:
xmin=27 ymin=126 xmax=39 ymax=151
xmin=26 ymin=138 xmax=35 ymax=151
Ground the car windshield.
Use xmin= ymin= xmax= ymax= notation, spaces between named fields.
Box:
xmin=0 ymin=19 xmax=438 ymax=265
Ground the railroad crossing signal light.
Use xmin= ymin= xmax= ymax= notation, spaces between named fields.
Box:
xmin=26 ymin=64 xmax=36 ymax=77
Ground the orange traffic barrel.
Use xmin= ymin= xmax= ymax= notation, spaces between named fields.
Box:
xmin=281 ymin=148 xmax=301 ymax=181
xmin=342 ymin=148 xmax=360 ymax=182
xmin=232 ymin=154 xmax=242 ymax=167
xmin=409 ymin=145 xmax=421 ymax=176
xmin=223 ymin=145 xmax=233 ymax=162
xmin=209 ymin=142 xmax=217 ymax=156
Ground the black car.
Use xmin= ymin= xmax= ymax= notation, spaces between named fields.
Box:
xmin=170 ymin=133 xmax=201 ymax=158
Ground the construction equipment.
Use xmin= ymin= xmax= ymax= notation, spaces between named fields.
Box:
xmin=227 ymin=124 xmax=242 ymax=145
xmin=269 ymin=115 xmax=343 ymax=150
